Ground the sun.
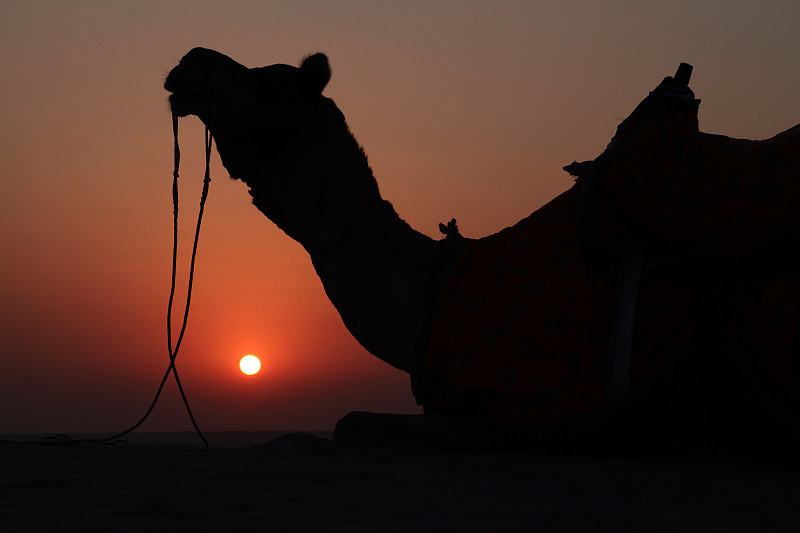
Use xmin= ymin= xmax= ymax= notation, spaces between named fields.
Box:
xmin=239 ymin=355 xmax=261 ymax=375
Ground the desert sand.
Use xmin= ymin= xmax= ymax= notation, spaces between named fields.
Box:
xmin=2 ymin=432 xmax=799 ymax=532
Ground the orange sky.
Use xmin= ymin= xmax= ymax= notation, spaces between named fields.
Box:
xmin=2 ymin=1 xmax=800 ymax=434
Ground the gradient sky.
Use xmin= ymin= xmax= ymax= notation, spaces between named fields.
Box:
xmin=2 ymin=1 xmax=799 ymax=434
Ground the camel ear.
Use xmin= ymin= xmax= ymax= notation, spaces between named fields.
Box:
xmin=299 ymin=53 xmax=331 ymax=95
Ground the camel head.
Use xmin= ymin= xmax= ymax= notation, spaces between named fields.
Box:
xmin=165 ymin=48 xmax=332 ymax=186
xmin=165 ymin=48 xmax=381 ymax=261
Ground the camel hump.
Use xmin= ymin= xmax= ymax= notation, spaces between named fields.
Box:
xmin=299 ymin=53 xmax=331 ymax=95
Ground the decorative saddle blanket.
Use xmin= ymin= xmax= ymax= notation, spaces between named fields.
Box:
xmin=412 ymin=78 xmax=800 ymax=445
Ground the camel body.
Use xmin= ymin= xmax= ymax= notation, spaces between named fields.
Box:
xmin=166 ymin=49 xmax=800 ymax=452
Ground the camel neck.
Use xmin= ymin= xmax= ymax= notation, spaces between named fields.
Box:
xmin=246 ymin=97 xmax=438 ymax=372
xmin=247 ymin=97 xmax=382 ymax=259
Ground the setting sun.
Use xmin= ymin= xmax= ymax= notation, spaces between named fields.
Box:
xmin=239 ymin=355 xmax=262 ymax=375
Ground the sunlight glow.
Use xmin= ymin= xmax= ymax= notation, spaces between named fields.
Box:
xmin=239 ymin=355 xmax=261 ymax=375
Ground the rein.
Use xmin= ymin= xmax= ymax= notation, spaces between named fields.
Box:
xmin=69 ymin=110 xmax=213 ymax=447
xmin=160 ymin=112 xmax=212 ymax=446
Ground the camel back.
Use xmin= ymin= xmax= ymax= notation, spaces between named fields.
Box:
xmin=412 ymin=99 xmax=800 ymax=445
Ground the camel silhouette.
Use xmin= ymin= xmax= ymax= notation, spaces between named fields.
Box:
xmin=166 ymin=49 xmax=800 ymax=453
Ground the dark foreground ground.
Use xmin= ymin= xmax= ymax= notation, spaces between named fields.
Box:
xmin=2 ymin=432 xmax=799 ymax=532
